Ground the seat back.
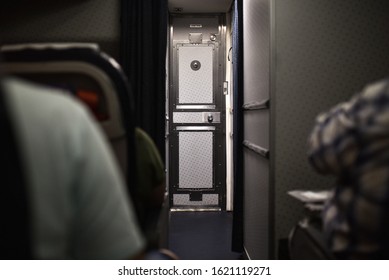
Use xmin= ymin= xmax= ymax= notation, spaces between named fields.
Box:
xmin=289 ymin=221 xmax=335 ymax=259
xmin=0 ymin=43 xmax=137 ymax=202
xmin=0 ymin=78 xmax=32 ymax=259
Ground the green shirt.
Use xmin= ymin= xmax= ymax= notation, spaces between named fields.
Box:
xmin=135 ymin=127 xmax=165 ymax=204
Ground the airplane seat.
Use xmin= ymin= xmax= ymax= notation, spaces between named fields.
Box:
xmin=0 ymin=74 xmax=177 ymax=260
xmin=288 ymin=220 xmax=335 ymax=260
xmin=0 ymin=43 xmax=137 ymax=204
xmin=0 ymin=77 xmax=32 ymax=259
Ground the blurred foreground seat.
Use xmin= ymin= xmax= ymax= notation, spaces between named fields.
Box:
xmin=1 ymin=43 xmax=138 ymax=201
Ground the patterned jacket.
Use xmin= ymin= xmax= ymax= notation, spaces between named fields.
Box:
xmin=308 ymin=78 xmax=389 ymax=258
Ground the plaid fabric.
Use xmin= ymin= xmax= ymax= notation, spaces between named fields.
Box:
xmin=308 ymin=78 xmax=389 ymax=258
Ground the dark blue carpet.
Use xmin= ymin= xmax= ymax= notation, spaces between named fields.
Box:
xmin=168 ymin=211 xmax=242 ymax=260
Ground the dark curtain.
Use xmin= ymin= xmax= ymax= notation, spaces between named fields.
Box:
xmin=232 ymin=0 xmax=244 ymax=253
xmin=120 ymin=0 xmax=168 ymax=159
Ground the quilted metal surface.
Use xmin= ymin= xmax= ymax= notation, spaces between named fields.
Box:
xmin=178 ymin=45 xmax=214 ymax=104
xmin=173 ymin=194 xmax=219 ymax=206
xmin=179 ymin=131 xmax=213 ymax=189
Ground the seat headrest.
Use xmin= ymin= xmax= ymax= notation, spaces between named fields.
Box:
xmin=1 ymin=42 xmax=134 ymax=124
xmin=1 ymin=43 xmax=100 ymax=53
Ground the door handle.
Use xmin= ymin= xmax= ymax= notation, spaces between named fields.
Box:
xmin=208 ymin=114 xmax=214 ymax=123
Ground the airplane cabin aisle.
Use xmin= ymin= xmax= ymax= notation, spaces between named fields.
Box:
xmin=168 ymin=211 xmax=241 ymax=260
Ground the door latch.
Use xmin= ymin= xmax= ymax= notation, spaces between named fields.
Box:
xmin=223 ymin=81 xmax=228 ymax=95
xmin=202 ymin=112 xmax=220 ymax=123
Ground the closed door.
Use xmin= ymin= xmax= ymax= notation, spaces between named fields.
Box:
xmin=169 ymin=37 xmax=225 ymax=209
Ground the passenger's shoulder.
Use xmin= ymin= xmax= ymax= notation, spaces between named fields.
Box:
xmin=360 ymin=78 xmax=389 ymax=100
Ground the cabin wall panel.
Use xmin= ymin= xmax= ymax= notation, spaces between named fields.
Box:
xmin=0 ymin=0 xmax=120 ymax=59
xmin=242 ymin=0 xmax=270 ymax=260
xmin=243 ymin=110 xmax=269 ymax=150
xmin=243 ymin=150 xmax=269 ymax=259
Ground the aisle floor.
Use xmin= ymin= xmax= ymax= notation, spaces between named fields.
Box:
xmin=168 ymin=211 xmax=241 ymax=260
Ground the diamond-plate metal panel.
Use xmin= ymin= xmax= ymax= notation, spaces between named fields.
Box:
xmin=173 ymin=194 xmax=219 ymax=206
xmin=179 ymin=131 xmax=213 ymax=189
xmin=178 ymin=45 xmax=213 ymax=104
xmin=173 ymin=112 xmax=203 ymax=123
xmin=173 ymin=112 xmax=220 ymax=123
